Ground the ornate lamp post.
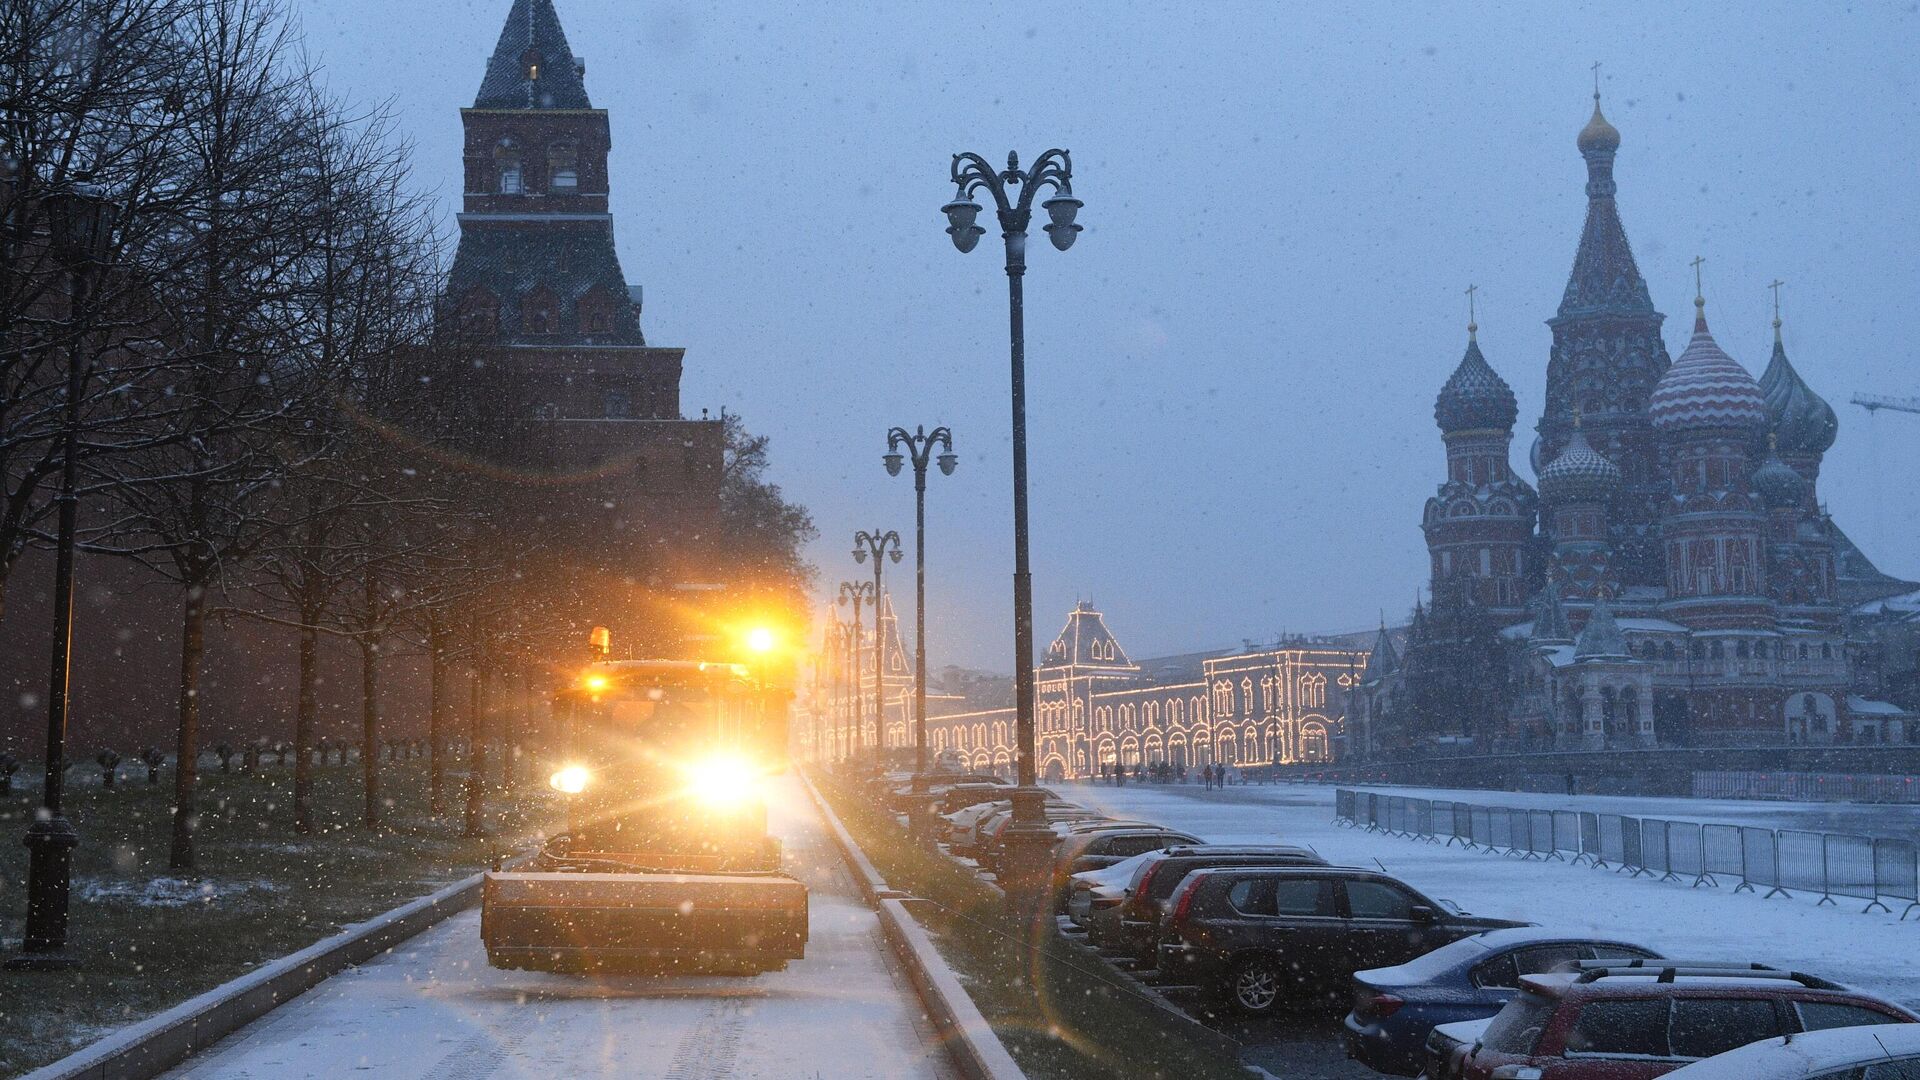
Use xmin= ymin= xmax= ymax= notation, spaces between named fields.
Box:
xmin=837 ymin=580 xmax=876 ymax=762
xmin=941 ymin=149 xmax=1081 ymax=913
xmin=883 ymin=426 xmax=957 ymax=783
xmin=11 ymin=184 xmax=118 ymax=969
xmin=851 ymin=530 xmax=902 ymax=763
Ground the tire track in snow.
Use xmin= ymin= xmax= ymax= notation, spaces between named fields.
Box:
xmin=421 ymin=1027 xmax=527 ymax=1080
xmin=662 ymin=997 xmax=746 ymax=1080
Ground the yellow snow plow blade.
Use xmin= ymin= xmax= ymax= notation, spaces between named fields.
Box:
xmin=481 ymin=869 xmax=808 ymax=974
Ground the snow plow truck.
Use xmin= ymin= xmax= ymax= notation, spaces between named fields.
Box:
xmin=480 ymin=629 xmax=807 ymax=974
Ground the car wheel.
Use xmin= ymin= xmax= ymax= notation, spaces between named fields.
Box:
xmin=1229 ymin=955 xmax=1282 ymax=1015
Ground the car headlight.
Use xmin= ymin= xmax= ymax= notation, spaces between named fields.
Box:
xmin=686 ymin=754 xmax=757 ymax=807
xmin=549 ymin=765 xmax=591 ymax=794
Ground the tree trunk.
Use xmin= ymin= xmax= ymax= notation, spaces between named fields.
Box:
xmin=360 ymin=633 xmax=380 ymax=831
xmin=463 ymin=658 xmax=487 ymax=838
xmin=427 ymin=614 xmax=448 ymax=815
xmin=171 ymin=584 xmax=207 ymax=870
xmin=294 ymin=621 xmax=317 ymax=832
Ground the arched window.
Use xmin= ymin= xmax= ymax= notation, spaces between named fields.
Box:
xmin=578 ymin=287 xmax=614 ymax=336
xmin=1709 ymin=640 xmax=1724 ymax=660
xmin=548 ymin=140 xmax=578 ymax=190
xmin=495 ymin=138 xmax=523 ymax=194
xmin=1822 ymin=643 xmax=1834 ymax=660
xmin=1735 ymin=640 xmax=1749 ymax=659
xmin=522 ymin=286 xmax=557 ymax=334
xmin=1214 ymin=682 xmax=1232 ymax=714
xmin=459 ymin=288 xmax=498 ymax=335
xmin=1240 ymin=678 xmax=1253 ymax=716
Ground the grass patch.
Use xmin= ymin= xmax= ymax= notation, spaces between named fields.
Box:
xmin=810 ymin=770 xmax=1251 ymax=1080
xmin=0 ymin=760 xmax=557 ymax=1078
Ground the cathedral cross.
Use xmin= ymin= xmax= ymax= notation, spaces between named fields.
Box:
xmin=1690 ymin=255 xmax=1706 ymax=302
xmin=1591 ymin=61 xmax=1602 ymax=100
xmin=1465 ymin=283 xmax=1478 ymax=335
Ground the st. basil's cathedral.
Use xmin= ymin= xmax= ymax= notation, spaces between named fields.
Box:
xmin=1391 ymin=91 xmax=1916 ymax=752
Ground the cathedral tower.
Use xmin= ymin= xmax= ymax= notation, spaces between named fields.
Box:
xmin=1424 ymin=319 xmax=1537 ymax=616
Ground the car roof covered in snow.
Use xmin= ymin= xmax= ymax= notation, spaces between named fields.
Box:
xmin=1662 ymin=1023 xmax=1920 ymax=1078
xmin=1354 ymin=928 xmax=1660 ymax=988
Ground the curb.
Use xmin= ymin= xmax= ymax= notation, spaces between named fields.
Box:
xmin=24 ymin=860 xmax=515 ymax=1080
xmin=1050 ymin=926 xmax=1246 ymax=1064
xmin=798 ymin=771 xmax=1026 ymax=1080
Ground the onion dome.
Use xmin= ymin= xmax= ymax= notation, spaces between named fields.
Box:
xmin=1753 ymin=434 xmax=1807 ymax=508
xmin=1574 ymin=593 xmax=1629 ymax=659
xmin=1758 ymin=320 xmax=1837 ymax=455
xmin=1539 ymin=417 xmax=1622 ymax=502
xmin=1577 ymin=97 xmax=1621 ymax=154
xmin=1650 ymin=298 xmax=1767 ymax=433
xmin=1434 ymin=329 xmax=1519 ymax=434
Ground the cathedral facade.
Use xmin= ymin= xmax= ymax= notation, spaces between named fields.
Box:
xmin=1403 ymin=94 xmax=1914 ymax=751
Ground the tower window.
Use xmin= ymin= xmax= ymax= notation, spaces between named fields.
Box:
xmin=522 ymin=48 xmax=543 ymax=81
xmin=549 ymin=141 xmax=578 ymax=191
xmin=604 ymin=390 xmax=631 ymax=418
xmin=494 ymin=138 xmax=523 ymax=194
xmin=522 ymin=287 xmax=557 ymax=335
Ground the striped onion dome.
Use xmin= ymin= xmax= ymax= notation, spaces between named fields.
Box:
xmin=1650 ymin=303 xmax=1767 ymax=433
xmin=1539 ymin=423 xmax=1622 ymax=502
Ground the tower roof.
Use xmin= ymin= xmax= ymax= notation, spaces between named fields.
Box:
xmin=1361 ymin=622 xmax=1399 ymax=683
xmin=1557 ymin=96 xmax=1657 ymax=321
xmin=1574 ymin=593 xmax=1630 ymax=659
xmin=1650 ymin=299 xmax=1767 ymax=433
xmin=1531 ymin=578 xmax=1572 ymax=643
xmin=475 ymin=0 xmax=592 ymax=110
xmin=1434 ymin=332 xmax=1519 ymax=434
xmin=1041 ymin=602 xmax=1136 ymax=671
xmin=1538 ymin=419 xmax=1622 ymax=502
xmin=1759 ymin=325 xmax=1838 ymax=455
xmin=1753 ymin=437 xmax=1808 ymax=508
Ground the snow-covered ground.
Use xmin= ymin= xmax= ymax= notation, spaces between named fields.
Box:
xmin=1069 ymin=782 xmax=1920 ymax=1012
xmin=160 ymin=775 xmax=957 ymax=1080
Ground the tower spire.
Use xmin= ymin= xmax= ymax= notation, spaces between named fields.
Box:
xmin=475 ymin=0 xmax=591 ymax=110
xmin=1769 ymin=278 xmax=1786 ymax=342
xmin=1466 ymin=283 xmax=1478 ymax=340
xmin=1691 ymin=255 xmax=1707 ymax=331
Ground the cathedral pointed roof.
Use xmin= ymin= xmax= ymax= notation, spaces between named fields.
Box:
xmin=1434 ymin=328 xmax=1519 ymax=434
xmin=1650 ymin=298 xmax=1768 ymax=433
xmin=1556 ymin=96 xmax=1657 ymax=321
xmin=1531 ymin=578 xmax=1572 ymax=643
xmin=475 ymin=0 xmax=592 ymax=110
xmin=1361 ymin=622 xmax=1399 ymax=683
xmin=1758 ymin=320 xmax=1838 ymax=455
xmin=1574 ymin=593 xmax=1630 ymax=659
xmin=1753 ymin=436 xmax=1807 ymax=508
xmin=1041 ymin=602 xmax=1136 ymax=671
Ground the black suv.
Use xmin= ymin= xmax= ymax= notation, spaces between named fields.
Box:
xmin=1157 ymin=865 xmax=1529 ymax=1015
xmin=1104 ymin=845 xmax=1328 ymax=962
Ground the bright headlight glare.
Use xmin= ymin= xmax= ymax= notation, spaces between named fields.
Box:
xmin=687 ymin=755 xmax=756 ymax=807
xmin=582 ymin=674 xmax=609 ymax=693
xmin=549 ymin=765 xmax=590 ymax=794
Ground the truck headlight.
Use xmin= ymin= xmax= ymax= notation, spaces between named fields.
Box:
xmin=687 ymin=754 xmax=756 ymax=807
xmin=549 ymin=765 xmax=591 ymax=794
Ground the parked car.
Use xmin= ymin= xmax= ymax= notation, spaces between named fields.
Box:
xmin=1105 ymin=844 xmax=1329 ymax=962
xmin=1452 ymin=961 xmax=1918 ymax=1080
xmin=1663 ymin=1022 xmax=1920 ymax=1079
xmin=886 ymin=773 xmax=1006 ymax=813
xmin=1341 ymin=928 xmax=1661 ymax=1076
xmin=1158 ymin=865 xmax=1530 ymax=1015
xmin=975 ymin=806 xmax=1108 ymax=872
xmin=1063 ymin=851 xmax=1167 ymax=939
xmin=944 ymin=794 xmax=1069 ymax=852
xmin=1049 ymin=828 xmax=1203 ymax=911
xmin=936 ymin=781 xmax=1013 ymax=815
xmin=1424 ymin=1017 xmax=1492 ymax=1080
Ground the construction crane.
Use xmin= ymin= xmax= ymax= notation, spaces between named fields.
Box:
xmin=1852 ymin=393 xmax=1920 ymax=416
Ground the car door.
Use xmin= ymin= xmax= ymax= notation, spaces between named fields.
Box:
xmin=1260 ymin=875 xmax=1343 ymax=994
xmin=1341 ymin=877 xmax=1438 ymax=972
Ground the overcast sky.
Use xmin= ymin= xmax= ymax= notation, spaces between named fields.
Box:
xmin=297 ymin=0 xmax=1919 ymax=672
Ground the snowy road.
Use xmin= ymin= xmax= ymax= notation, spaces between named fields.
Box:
xmin=163 ymin=775 xmax=957 ymax=1080
xmin=1067 ymin=782 xmax=1920 ymax=1012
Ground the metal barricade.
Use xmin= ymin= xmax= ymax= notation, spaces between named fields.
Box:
xmin=1666 ymin=821 xmax=1711 ymax=887
xmin=1334 ymin=788 xmax=1355 ymax=824
xmin=1777 ymin=830 xmax=1827 ymax=899
xmin=1740 ymin=827 xmax=1785 ymax=897
xmin=1471 ymin=805 xmax=1493 ymax=851
xmin=1872 ymin=839 xmax=1919 ymax=919
xmin=1552 ymin=810 xmax=1581 ymax=862
xmin=1619 ymin=815 xmax=1644 ymax=875
xmin=1577 ymin=812 xmax=1602 ymax=867
xmin=1388 ymin=796 xmax=1409 ymax=836
xmin=1824 ymin=834 xmax=1881 ymax=912
xmin=1641 ymin=819 xmax=1677 ymax=882
xmin=1703 ymin=824 xmax=1743 ymax=886
xmin=1412 ymin=798 xmax=1436 ymax=842
xmin=1450 ymin=802 xmax=1474 ymax=847
xmin=1526 ymin=809 xmax=1555 ymax=861
xmin=1489 ymin=807 xmax=1515 ymax=853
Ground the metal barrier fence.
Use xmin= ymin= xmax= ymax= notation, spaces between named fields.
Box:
xmin=1332 ymin=788 xmax=1920 ymax=918
xmin=1693 ymin=770 xmax=1920 ymax=804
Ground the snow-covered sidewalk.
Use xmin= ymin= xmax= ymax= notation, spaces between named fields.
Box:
xmin=1068 ymin=782 xmax=1920 ymax=1012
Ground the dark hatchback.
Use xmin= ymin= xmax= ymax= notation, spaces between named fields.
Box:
xmin=1157 ymin=865 xmax=1530 ymax=1015
xmin=1340 ymin=928 xmax=1660 ymax=1075
xmin=1103 ymin=844 xmax=1328 ymax=961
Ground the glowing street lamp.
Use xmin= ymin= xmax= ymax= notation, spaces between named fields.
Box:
xmin=852 ymin=531 xmax=902 ymax=763
xmin=837 ymin=580 xmax=876 ymax=759
xmin=883 ymin=426 xmax=956 ymax=785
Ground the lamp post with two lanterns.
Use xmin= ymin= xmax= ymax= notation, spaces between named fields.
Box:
xmin=851 ymin=530 xmax=902 ymax=764
xmin=836 ymin=580 xmax=876 ymax=761
xmin=939 ymin=149 xmax=1081 ymax=912
xmin=883 ymin=427 xmax=956 ymax=783
xmin=11 ymin=183 xmax=120 ymax=969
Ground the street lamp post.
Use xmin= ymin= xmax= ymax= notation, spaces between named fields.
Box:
xmin=11 ymin=184 xmax=118 ymax=969
xmin=835 ymin=619 xmax=857 ymax=760
xmin=883 ymin=426 xmax=957 ymax=784
xmin=941 ymin=149 xmax=1081 ymax=914
xmin=851 ymin=530 xmax=902 ymax=764
xmin=837 ymin=580 xmax=875 ymax=763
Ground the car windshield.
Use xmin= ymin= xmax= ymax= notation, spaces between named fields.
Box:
xmin=1480 ymin=992 xmax=1557 ymax=1056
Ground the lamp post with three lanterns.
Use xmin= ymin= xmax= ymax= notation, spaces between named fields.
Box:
xmin=851 ymin=530 xmax=902 ymax=764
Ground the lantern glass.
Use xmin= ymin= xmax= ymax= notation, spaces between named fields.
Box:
xmin=883 ymin=452 xmax=904 ymax=476
xmin=936 ymin=452 xmax=958 ymax=476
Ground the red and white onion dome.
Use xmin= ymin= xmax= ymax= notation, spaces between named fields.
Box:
xmin=1649 ymin=300 xmax=1767 ymax=433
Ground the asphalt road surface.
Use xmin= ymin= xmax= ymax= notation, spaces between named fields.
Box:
xmin=164 ymin=775 xmax=957 ymax=1080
